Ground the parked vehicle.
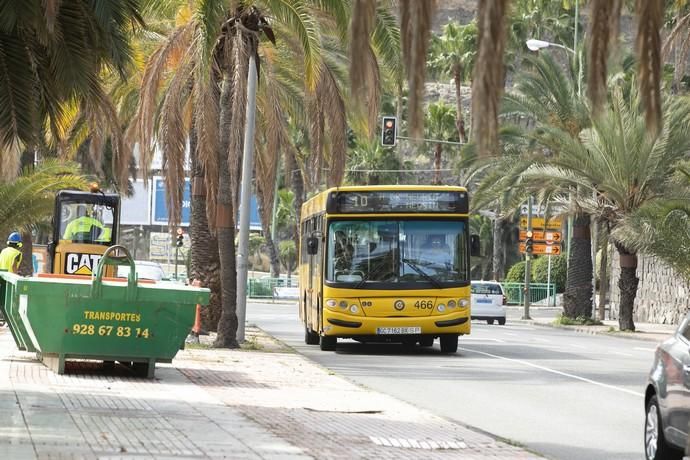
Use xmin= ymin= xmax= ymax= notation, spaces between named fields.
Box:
xmin=644 ymin=314 xmax=690 ymax=460
xmin=117 ymin=260 xmax=166 ymax=282
xmin=470 ymin=281 xmax=506 ymax=325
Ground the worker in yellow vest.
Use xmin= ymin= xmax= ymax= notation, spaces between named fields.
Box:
xmin=0 ymin=232 xmax=23 ymax=273
xmin=63 ymin=206 xmax=105 ymax=242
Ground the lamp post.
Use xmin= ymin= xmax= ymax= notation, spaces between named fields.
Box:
xmin=525 ymin=39 xmax=581 ymax=97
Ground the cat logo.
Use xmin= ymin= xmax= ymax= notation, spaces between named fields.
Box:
xmin=65 ymin=253 xmax=102 ymax=275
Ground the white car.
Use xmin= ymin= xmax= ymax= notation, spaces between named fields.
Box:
xmin=471 ymin=281 xmax=507 ymax=325
xmin=117 ymin=260 xmax=166 ymax=282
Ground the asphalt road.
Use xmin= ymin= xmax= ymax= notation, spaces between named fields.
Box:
xmin=246 ymin=301 xmax=657 ymax=460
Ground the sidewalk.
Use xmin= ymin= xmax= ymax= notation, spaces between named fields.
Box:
xmin=0 ymin=325 xmax=541 ymax=459
xmin=507 ymin=306 xmax=677 ymax=343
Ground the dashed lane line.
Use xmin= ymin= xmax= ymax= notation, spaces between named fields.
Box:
xmin=459 ymin=346 xmax=645 ymax=397
xmin=634 ymin=347 xmax=657 ymax=352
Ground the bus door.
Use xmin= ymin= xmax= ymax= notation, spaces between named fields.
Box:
xmin=310 ymin=216 xmax=324 ymax=332
xmin=304 ymin=217 xmax=321 ymax=333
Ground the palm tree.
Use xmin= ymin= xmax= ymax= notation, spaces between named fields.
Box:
xmin=345 ymin=139 xmax=409 ymax=185
xmin=278 ymin=240 xmax=297 ymax=278
xmin=662 ymin=1 xmax=690 ymax=91
xmin=616 ymin=199 xmax=690 ymax=281
xmin=502 ymin=52 xmax=594 ymax=318
xmin=0 ymin=1 xmax=144 ymax=181
xmin=424 ymin=102 xmax=460 ymax=185
xmin=521 ymin=88 xmax=690 ymax=330
xmin=428 ymin=21 xmax=478 ymax=143
xmin=134 ymin=1 xmax=369 ymax=347
xmin=0 ymin=161 xmax=89 ymax=273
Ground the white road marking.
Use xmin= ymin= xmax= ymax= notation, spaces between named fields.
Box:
xmin=609 ymin=351 xmax=634 ymax=357
xmin=569 ymin=343 xmax=586 ymax=349
xmin=459 ymin=346 xmax=645 ymax=397
xmin=634 ymin=347 xmax=657 ymax=352
xmin=530 ymin=337 xmax=551 ymax=343
xmin=463 ymin=338 xmax=506 ymax=343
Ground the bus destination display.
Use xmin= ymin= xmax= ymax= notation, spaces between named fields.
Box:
xmin=328 ymin=191 xmax=468 ymax=213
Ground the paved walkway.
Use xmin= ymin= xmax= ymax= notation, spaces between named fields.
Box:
xmin=506 ymin=306 xmax=678 ymax=343
xmin=0 ymin=325 xmax=541 ymax=459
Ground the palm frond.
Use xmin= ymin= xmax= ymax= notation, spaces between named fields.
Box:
xmin=263 ymin=0 xmax=322 ymax=90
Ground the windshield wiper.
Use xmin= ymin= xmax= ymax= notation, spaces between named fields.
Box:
xmin=402 ymin=258 xmax=443 ymax=289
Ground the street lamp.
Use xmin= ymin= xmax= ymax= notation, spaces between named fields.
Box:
xmin=525 ymin=39 xmax=575 ymax=54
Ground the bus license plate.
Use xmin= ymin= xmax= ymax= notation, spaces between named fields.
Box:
xmin=376 ymin=327 xmax=421 ymax=335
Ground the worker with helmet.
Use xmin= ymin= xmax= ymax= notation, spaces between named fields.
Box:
xmin=63 ymin=205 xmax=106 ymax=242
xmin=0 ymin=232 xmax=23 ymax=273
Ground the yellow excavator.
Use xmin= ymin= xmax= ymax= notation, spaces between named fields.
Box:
xmin=46 ymin=184 xmax=120 ymax=276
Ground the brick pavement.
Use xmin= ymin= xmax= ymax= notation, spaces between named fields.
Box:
xmin=0 ymin=325 xmax=541 ymax=459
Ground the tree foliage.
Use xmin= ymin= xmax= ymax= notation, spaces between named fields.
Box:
xmin=0 ymin=161 xmax=88 ymax=238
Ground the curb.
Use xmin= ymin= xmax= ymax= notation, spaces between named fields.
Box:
xmin=510 ymin=318 xmax=672 ymax=342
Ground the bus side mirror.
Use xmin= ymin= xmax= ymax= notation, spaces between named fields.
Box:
xmin=306 ymin=237 xmax=319 ymax=255
xmin=470 ymin=235 xmax=481 ymax=257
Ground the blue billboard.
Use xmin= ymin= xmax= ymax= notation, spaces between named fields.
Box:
xmin=153 ymin=177 xmax=192 ymax=226
xmin=151 ymin=176 xmax=262 ymax=230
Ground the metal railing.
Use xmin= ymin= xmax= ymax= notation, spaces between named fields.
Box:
xmin=248 ymin=277 xmax=299 ymax=299
xmin=501 ymin=282 xmax=557 ymax=306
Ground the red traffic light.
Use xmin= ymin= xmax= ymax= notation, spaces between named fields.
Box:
xmin=381 ymin=116 xmax=397 ymax=146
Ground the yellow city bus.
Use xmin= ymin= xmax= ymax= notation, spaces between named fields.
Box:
xmin=299 ymin=185 xmax=479 ymax=353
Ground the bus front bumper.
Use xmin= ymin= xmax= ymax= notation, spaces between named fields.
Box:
xmin=322 ymin=309 xmax=470 ymax=337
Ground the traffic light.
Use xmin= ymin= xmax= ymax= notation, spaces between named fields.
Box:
xmin=381 ymin=116 xmax=397 ymax=146
xmin=176 ymin=229 xmax=184 ymax=247
xmin=525 ymin=230 xmax=534 ymax=254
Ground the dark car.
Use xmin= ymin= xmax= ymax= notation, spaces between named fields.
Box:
xmin=645 ymin=315 xmax=690 ymax=459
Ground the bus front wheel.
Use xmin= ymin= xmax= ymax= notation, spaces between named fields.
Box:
xmin=440 ymin=335 xmax=458 ymax=353
xmin=305 ymin=327 xmax=320 ymax=345
xmin=320 ymin=335 xmax=337 ymax=351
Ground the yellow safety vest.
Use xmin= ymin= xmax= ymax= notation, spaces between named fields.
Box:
xmin=63 ymin=216 xmax=105 ymax=240
xmin=0 ymin=246 xmax=22 ymax=272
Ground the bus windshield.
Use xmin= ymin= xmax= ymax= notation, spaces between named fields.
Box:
xmin=326 ymin=219 xmax=469 ymax=287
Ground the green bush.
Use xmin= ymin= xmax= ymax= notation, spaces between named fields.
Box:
xmin=553 ymin=313 xmax=603 ymax=326
xmin=531 ymin=254 xmax=567 ymax=293
xmin=505 ymin=261 xmax=526 ymax=283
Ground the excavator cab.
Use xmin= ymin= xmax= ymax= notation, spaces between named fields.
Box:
xmin=48 ymin=186 xmax=120 ymax=276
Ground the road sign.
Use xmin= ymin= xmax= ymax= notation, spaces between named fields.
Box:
xmin=519 ymin=216 xmax=562 ymax=230
xmin=520 ymin=205 xmax=544 ymax=216
xmin=519 ymin=230 xmax=563 ymax=242
xmin=519 ymin=242 xmax=561 ymax=255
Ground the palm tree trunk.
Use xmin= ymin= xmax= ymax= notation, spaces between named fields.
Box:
xmin=266 ymin=233 xmax=280 ymax=277
xmin=434 ymin=143 xmax=442 ymax=184
xmin=597 ymin=233 xmax=609 ymax=321
xmin=291 ymin=150 xmax=304 ymax=260
xmin=563 ymin=212 xmax=593 ymax=318
xmin=453 ymin=65 xmax=467 ymax=143
xmin=615 ymin=242 xmax=637 ymax=331
xmin=492 ymin=212 xmax=503 ymax=280
xmin=189 ymin=127 xmax=221 ymax=332
xmin=18 ymin=230 xmax=33 ymax=276
xmin=214 ymin=74 xmax=239 ymax=348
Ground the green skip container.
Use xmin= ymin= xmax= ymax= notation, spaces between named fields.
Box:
xmin=0 ymin=246 xmax=209 ymax=378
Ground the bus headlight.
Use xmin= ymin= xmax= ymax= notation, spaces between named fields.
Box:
xmin=447 ymin=300 xmax=457 ymax=309
xmin=339 ymin=300 xmax=348 ymax=309
xmin=326 ymin=299 xmax=337 ymax=308
xmin=459 ymin=299 xmax=469 ymax=308
xmin=350 ymin=305 xmax=359 ymax=313
xmin=437 ymin=304 xmax=446 ymax=312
